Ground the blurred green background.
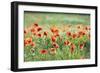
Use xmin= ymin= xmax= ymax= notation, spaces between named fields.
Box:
xmin=24 ymin=11 xmax=90 ymax=27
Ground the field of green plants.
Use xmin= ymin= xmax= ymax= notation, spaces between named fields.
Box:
xmin=24 ymin=12 xmax=90 ymax=62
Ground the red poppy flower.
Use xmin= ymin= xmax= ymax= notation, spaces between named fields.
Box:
xmin=55 ymin=29 xmax=59 ymax=33
xmin=27 ymin=38 xmax=32 ymax=44
xmin=50 ymin=27 xmax=59 ymax=33
xmin=51 ymin=36 xmax=56 ymax=42
xmin=34 ymin=23 xmax=38 ymax=27
xmin=24 ymin=37 xmax=32 ymax=46
xmin=44 ymin=31 xmax=48 ymax=36
xmin=66 ymin=31 xmax=71 ymax=37
xmin=79 ymin=43 xmax=84 ymax=50
xmin=53 ymin=43 xmax=59 ymax=48
xmin=82 ymin=32 xmax=86 ymax=36
xmin=37 ymin=33 xmax=42 ymax=38
xmin=78 ymin=31 xmax=85 ymax=36
xmin=24 ymin=37 xmax=32 ymax=44
xmin=72 ymin=33 xmax=77 ymax=39
xmin=78 ymin=31 xmax=83 ymax=35
xmin=31 ymin=28 xmax=35 ymax=33
xmin=64 ymin=40 xmax=70 ymax=46
xmin=24 ymin=29 xmax=27 ymax=34
xmin=54 ymin=33 xmax=59 ymax=37
xmin=85 ymin=26 xmax=88 ymax=30
xmin=70 ymin=46 xmax=74 ymax=53
xmin=37 ymin=27 xmax=42 ymax=32
xmin=39 ymin=49 xmax=48 ymax=54
xmin=50 ymin=27 xmax=55 ymax=33
xmin=30 ymin=42 xmax=35 ymax=47
xmin=24 ymin=40 xmax=28 ymax=46
xmin=70 ymin=43 xmax=76 ymax=53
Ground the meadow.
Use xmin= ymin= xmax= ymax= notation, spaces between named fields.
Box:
xmin=24 ymin=12 xmax=90 ymax=62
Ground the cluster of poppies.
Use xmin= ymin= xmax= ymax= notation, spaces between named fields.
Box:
xmin=64 ymin=26 xmax=90 ymax=53
xmin=24 ymin=23 xmax=90 ymax=61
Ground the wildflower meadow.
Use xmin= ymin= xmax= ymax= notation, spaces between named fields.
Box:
xmin=24 ymin=12 xmax=90 ymax=62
